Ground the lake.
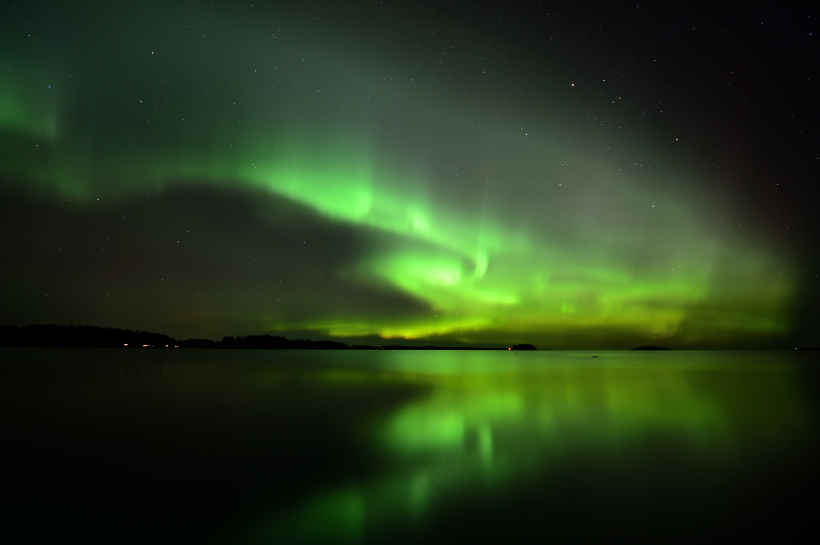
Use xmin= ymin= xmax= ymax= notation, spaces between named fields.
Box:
xmin=2 ymin=349 xmax=818 ymax=543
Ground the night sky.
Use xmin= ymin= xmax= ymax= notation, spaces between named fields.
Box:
xmin=1 ymin=1 xmax=817 ymax=348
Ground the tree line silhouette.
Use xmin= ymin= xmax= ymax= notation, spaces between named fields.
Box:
xmin=0 ymin=324 xmax=531 ymax=350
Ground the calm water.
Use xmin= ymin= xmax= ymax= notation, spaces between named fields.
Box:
xmin=2 ymin=349 xmax=818 ymax=543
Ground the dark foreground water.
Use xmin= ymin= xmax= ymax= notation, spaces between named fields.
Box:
xmin=2 ymin=349 xmax=818 ymax=543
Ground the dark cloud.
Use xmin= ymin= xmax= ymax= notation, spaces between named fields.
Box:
xmin=0 ymin=1 xmax=816 ymax=346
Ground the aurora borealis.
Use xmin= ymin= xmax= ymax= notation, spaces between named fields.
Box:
xmin=1 ymin=1 xmax=817 ymax=347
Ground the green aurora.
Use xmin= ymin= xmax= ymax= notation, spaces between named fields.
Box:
xmin=0 ymin=1 xmax=799 ymax=346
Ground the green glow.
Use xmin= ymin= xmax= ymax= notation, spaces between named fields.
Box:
xmin=1 ymin=126 xmax=792 ymax=343
xmin=265 ymin=489 xmax=365 ymax=543
xmin=0 ymin=1 xmax=795 ymax=345
xmin=0 ymin=68 xmax=58 ymax=140
xmin=251 ymin=352 xmax=812 ymax=541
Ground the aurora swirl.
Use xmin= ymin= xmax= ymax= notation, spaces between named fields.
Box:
xmin=0 ymin=1 xmax=806 ymax=347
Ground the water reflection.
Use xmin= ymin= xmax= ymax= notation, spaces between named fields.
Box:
xmin=2 ymin=349 xmax=814 ymax=542
xmin=251 ymin=352 xmax=811 ymax=542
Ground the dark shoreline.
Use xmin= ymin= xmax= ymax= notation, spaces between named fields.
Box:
xmin=0 ymin=324 xmax=530 ymax=351
xmin=10 ymin=325 xmax=815 ymax=351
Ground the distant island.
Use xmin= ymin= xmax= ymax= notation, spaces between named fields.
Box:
xmin=0 ymin=324 xmax=533 ymax=351
xmin=512 ymin=344 xmax=537 ymax=351
xmin=632 ymin=345 xmax=670 ymax=351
